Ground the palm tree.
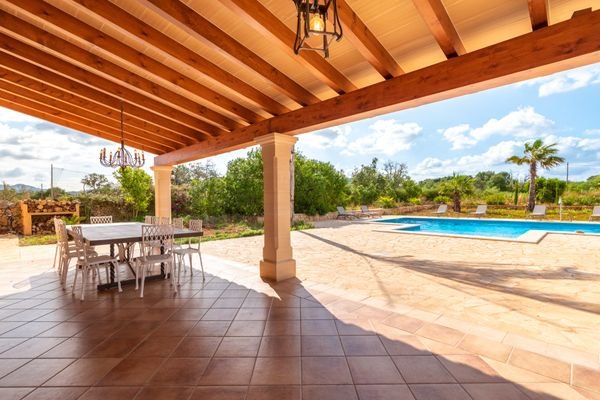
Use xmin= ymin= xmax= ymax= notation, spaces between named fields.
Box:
xmin=506 ymin=139 xmax=564 ymax=211
xmin=440 ymin=174 xmax=474 ymax=213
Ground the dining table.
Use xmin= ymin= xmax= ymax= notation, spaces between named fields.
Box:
xmin=68 ymin=222 xmax=202 ymax=290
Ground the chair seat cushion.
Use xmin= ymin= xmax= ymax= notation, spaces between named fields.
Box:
xmin=173 ymin=248 xmax=198 ymax=255
xmin=134 ymin=254 xmax=173 ymax=264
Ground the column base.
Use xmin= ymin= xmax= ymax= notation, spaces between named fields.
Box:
xmin=260 ymin=259 xmax=296 ymax=282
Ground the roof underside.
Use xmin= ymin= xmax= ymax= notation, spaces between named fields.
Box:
xmin=0 ymin=0 xmax=598 ymax=163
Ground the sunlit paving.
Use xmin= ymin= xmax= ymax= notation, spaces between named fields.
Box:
xmin=0 ymin=0 xmax=599 ymax=399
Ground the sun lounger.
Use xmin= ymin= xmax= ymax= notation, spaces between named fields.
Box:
xmin=589 ymin=206 xmax=600 ymax=221
xmin=470 ymin=205 xmax=487 ymax=218
xmin=360 ymin=205 xmax=382 ymax=218
xmin=528 ymin=205 xmax=546 ymax=219
xmin=432 ymin=204 xmax=448 ymax=216
xmin=337 ymin=206 xmax=357 ymax=219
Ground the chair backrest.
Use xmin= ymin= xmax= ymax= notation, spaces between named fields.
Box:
xmin=438 ymin=204 xmax=448 ymax=213
xmin=90 ymin=216 xmax=112 ymax=224
xmin=54 ymin=218 xmax=68 ymax=245
xmin=70 ymin=225 xmax=91 ymax=261
xmin=337 ymin=206 xmax=346 ymax=214
xmin=592 ymin=206 xmax=600 ymax=215
xmin=172 ymin=217 xmax=184 ymax=229
xmin=532 ymin=205 xmax=546 ymax=214
xmin=144 ymin=216 xmax=155 ymax=224
xmin=476 ymin=205 xmax=487 ymax=213
xmin=141 ymin=224 xmax=174 ymax=255
xmin=157 ymin=217 xmax=171 ymax=225
xmin=187 ymin=219 xmax=203 ymax=249
xmin=360 ymin=205 xmax=369 ymax=212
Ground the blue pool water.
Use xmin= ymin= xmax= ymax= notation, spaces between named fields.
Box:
xmin=376 ymin=217 xmax=600 ymax=239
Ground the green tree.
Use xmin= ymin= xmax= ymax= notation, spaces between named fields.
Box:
xmin=114 ymin=167 xmax=153 ymax=218
xmin=534 ymin=177 xmax=567 ymax=203
xmin=350 ymin=158 xmax=386 ymax=205
xmin=440 ymin=174 xmax=474 ymax=212
xmin=506 ymin=139 xmax=565 ymax=211
xmin=223 ymin=149 xmax=264 ymax=215
xmin=294 ymin=154 xmax=348 ymax=215
xmin=0 ymin=182 xmax=18 ymax=201
xmin=190 ymin=177 xmax=226 ymax=218
xmin=81 ymin=173 xmax=109 ymax=193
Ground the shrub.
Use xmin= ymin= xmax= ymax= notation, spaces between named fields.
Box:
xmin=376 ymin=195 xmax=396 ymax=208
xmin=422 ymin=188 xmax=439 ymax=201
xmin=409 ymin=197 xmax=421 ymax=205
xmin=433 ymin=195 xmax=451 ymax=204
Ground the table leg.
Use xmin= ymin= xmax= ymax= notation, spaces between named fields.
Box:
xmin=109 ymin=244 xmax=115 ymax=283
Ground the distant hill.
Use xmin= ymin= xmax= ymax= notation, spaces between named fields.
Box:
xmin=9 ymin=184 xmax=40 ymax=193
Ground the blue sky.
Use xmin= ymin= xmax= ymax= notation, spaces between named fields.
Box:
xmin=0 ymin=63 xmax=599 ymax=190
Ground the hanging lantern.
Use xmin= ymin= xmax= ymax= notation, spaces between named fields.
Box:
xmin=99 ymin=102 xmax=145 ymax=170
xmin=293 ymin=0 xmax=343 ymax=58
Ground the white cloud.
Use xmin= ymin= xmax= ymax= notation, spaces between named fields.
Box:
xmin=584 ymin=129 xmax=600 ymax=135
xmin=344 ymin=119 xmax=422 ymax=156
xmin=517 ymin=64 xmax=600 ymax=97
xmin=441 ymin=107 xmax=553 ymax=150
xmin=0 ymin=108 xmax=40 ymax=123
xmin=298 ymin=125 xmax=351 ymax=149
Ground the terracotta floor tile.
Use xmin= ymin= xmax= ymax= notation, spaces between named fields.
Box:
xmin=74 ymin=321 xmax=125 ymax=339
xmin=98 ymin=356 xmax=163 ymax=386
xmin=0 ymin=338 xmax=65 ymax=358
xmin=383 ymin=315 xmax=425 ymax=334
xmin=202 ymin=309 xmax=238 ymax=321
xmin=420 ymin=338 xmax=471 ymax=356
xmin=130 ymin=336 xmax=180 ymax=357
xmin=0 ymin=338 xmax=26 ymax=354
xmin=335 ymin=320 xmax=375 ymax=336
xmin=213 ymin=298 xmax=244 ymax=308
xmin=519 ymin=382 xmax=591 ymax=400
xmin=3 ymin=309 xmax=52 ymax=322
xmin=113 ymin=321 xmax=161 ymax=338
xmin=152 ymin=320 xmax=197 ymax=337
xmin=481 ymin=357 xmax=555 ymax=383
xmin=462 ymin=383 xmax=529 ymax=400
xmin=22 ymin=387 xmax=87 ymax=400
xmin=302 ymin=356 xmax=353 ymax=384
xmin=379 ymin=335 xmax=431 ymax=356
xmin=301 ymin=307 xmax=334 ymax=320
xmin=355 ymin=385 xmax=415 ymax=400
xmin=0 ymin=387 xmax=34 ymax=400
xmin=302 ymin=335 xmax=344 ymax=356
xmin=135 ymin=386 xmax=194 ymax=400
xmin=241 ymin=297 xmax=273 ymax=308
xmin=78 ymin=387 xmax=140 ymax=400
xmin=85 ymin=337 xmax=142 ymax=358
xmin=226 ymin=320 xmax=265 ymax=336
xmin=190 ymin=386 xmax=247 ymax=400
xmin=301 ymin=320 xmax=337 ymax=335
xmin=215 ymin=336 xmax=260 ymax=357
xmin=220 ymin=289 xmax=250 ymax=298
xmin=44 ymin=358 xmax=121 ymax=386
xmin=34 ymin=310 xmax=81 ymax=323
xmin=341 ymin=336 xmax=387 ymax=356
xmin=246 ymin=386 xmax=300 ymax=400
xmin=193 ymin=290 xmax=224 ymax=299
xmin=40 ymin=337 xmax=104 ymax=358
xmin=37 ymin=322 xmax=91 ymax=338
xmin=184 ymin=298 xmax=216 ymax=308
xmin=172 ymin=337 xmax=221 ymax=357
xmin=509 ymin=349 xmax=571 ymax=383
xmin=0 ymin=358 xmax=74 ymax=386
xmin=409 ymin=384 xmax=471 ymax=400
xmin=0 ymin=358 xmax=30 ymax=378
xmin=0 ymin=322 xmax=29 ymax=336
xmin=416 ymin=324 xmax=464 ymax=347
xmin=302 ymin=385 xmax=358 ymax=400
xmin=271 ymin=296 xmax=300 ymax=308
xmin=439 ymin=355 xmax=505 ymax=383
xmin=348 ymin=356 xmax=404 ymax=384
xmin=189 ymin=321 xmax=231 ymax=337
xmin=393 ymin=355 xmax=456 ymax=384
xmin=168 ymin=308 xmax=208 ymax=321
xmin=258 ymin=336 xmax=300 ymax=357
xmin=458 ymin=335 xmax=512 ymax=362
xmin=268 ymin=308 xmax=300 ymax=321
xmin=199 ymin=358 xmax=255 ymax=385
xmin=250 ymin=357 xmax=301 ymax=385
xmin=1 ymin=322 xmax=58 ymax=338
xmin=234 ymin=308 xmax=270 ymax=321
xmin=263 ymin=321 xmax=300 ymax=336
xmin=150 ymin=357 xmax=210 ymax=385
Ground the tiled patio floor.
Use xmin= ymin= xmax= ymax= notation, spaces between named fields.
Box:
xmin=0 ymin=231 xmax=598 ymax=399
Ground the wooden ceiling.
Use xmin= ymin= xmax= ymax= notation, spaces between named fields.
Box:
xmin=0 ymin=0 xmax=598 ymax=165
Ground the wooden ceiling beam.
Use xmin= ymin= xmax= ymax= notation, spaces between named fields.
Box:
xmin=72 ymin=0 xmax=290 ymax=116
xmin=0 ymin=46 xmax=207 ymax=144
xmin=0 ymin=33 xmax=219 ymax=140
xmin=412 ymin=0 xmax=466 ymax=58
xmin=0 ymin=90 xmax=169 ymax=154
xmin=155 ymin=9 xmax=600 ymax=165
xmin=528 ymin=0 xmax=549 ymax=31
xmin=336 ymin=0 xmax=403 ymax=79
xmin=214 ymin=0 xmax=357 ymax=94
xmin=0 ymin=4 xmax=247 ymax=131
xmin=0 ymin=69 xmax=188 ymax=149
xmin=146 ymin=0 xmax=323 ymax=105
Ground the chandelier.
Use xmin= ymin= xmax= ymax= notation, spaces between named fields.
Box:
xmin=99 ymin=103 xmax=145 ymax=169
xmin=293 ymin=0 xmax=343 ymax=58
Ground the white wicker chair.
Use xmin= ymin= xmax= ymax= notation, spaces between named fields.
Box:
xmin=70 ymin=226 xmax=121 ymax=300
xmin=90 ymin=215 xmax=113 ymax=224
xmin=144 ymin=216 xmax=155 ymax=224
xmin=132 ymin=224 xmax=175 ymax=298
xmin=156 ymin=217 xmax=171 ymax=225
xmin=173 ymin=219 xmax=205 ymax=283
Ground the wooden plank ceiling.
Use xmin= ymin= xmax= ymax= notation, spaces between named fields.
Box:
xmin=0 ymin=0 xmax=598 ymax=164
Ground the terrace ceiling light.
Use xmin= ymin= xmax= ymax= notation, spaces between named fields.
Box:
xmin=293 ymin=0 xmax=343 ymax=58
xmin=99 ymin=102 xmax=145 ymax=169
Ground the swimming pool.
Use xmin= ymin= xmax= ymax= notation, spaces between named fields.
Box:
xmin=375 ymin=216 xmax=600 ymax=239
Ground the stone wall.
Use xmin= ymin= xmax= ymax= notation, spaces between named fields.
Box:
xmin=0 ymin=201 xmax=21 ymax=234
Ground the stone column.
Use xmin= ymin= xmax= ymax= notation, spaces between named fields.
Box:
xmin=255 ymin=133 xmax=298 ymax=282
xmin=151 ymin=165 xmax=173 ymax=219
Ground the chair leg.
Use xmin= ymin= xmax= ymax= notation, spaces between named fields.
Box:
xmin=72 ymin=265 xmax=79 ymax=295
xmin=188 ymin=253 xmax=193 ymax=276
xmin=140 ymin=265 xmax=146 ymax=298
xmin=113 ymin=262 xmax=122 ymax=292
xmin=198 ymin=251 xmax=205 ymax=282
xmin=80 ymin=266 xmax=87 ymax=301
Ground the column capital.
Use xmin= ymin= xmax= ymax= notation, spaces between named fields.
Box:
xmin=254 ymin=133 xmax=298 ymax=146
xmin=151 ymin=165 xmax=174 ymax=172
